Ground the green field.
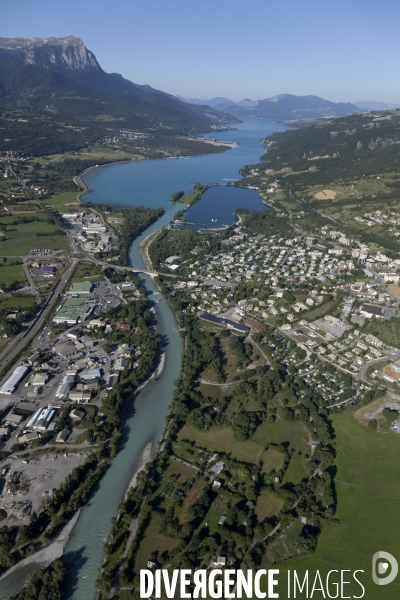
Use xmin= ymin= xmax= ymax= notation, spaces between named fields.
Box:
xmin=43 ymin=192 xmax=79 ymax=209
xmin=252 ymin=420 xmax=309 ymax=453
xmin=261 ymin=448 xmax=285 ymax=473
xmin=0 ymin=217 xmax=69 ymax=255
xmin=362 ymin=317 xmax=400 ymax=348
xmin=283 ymin=453 xmax=309 ymax=484
xmin=166 ymin=459 xmax=196 ymax=483
xmin=255 ymin=490 xmax=283 ymax=520
xmin=132 ymin=517 xmax=180 ymax=580
xmin=0 ymin=295 xmax=36 ymax=311
xmin=71 ymin=262 xmax=103 ymax=282
xmin=264 ymin=415 xmax=400 ymax=599
xmin=178 ymin=425 xmax=266 ymax=463
xmin=0 ymin=263 xmax=26 ymax=285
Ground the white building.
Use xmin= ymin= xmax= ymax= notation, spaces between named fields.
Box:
xmin=0 ymin=366 xmax=29 ymax=394
xmin=55 ymin=375 xmax=75 ymax=399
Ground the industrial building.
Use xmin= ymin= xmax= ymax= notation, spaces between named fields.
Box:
xmin=68 ymin=391 xmax=91 ymax=403
xmin=0 ymin=366 xmax=29 ymax=394
xmin=79 ymin=368 xmax=101 ymax=380
xmin=26 ymin=406 xmax=58 ymax=431
xmin=55 ymin=375 xmax=75 ymax=399
xmin=32 ymin=373 xmax=48 ymax=386
xmin=5 ymin=413 xmax=24 ymax=425
xmin=53 ymin=298 xmax=92 ymax=324
xmin=19 ymin=431 xmax=41 ymax=443
xmin=70 ymin=408 xmax=85 ymax=422
xmin=56 ymin=429 xmax=70 ymax=442
xmin=66 ymin=281 xmax=93 ymax=295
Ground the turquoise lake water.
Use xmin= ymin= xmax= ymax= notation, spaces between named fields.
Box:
xmin=0 ymin=119 xmax=285 ymax=599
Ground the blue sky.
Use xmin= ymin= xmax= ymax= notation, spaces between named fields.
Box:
xmin=2 ymin=0 xmax=400 ymax=103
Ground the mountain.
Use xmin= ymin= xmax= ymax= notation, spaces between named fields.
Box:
xmin=224 ymin=93 xmax=359 ymax=121
xmin=354 ymin=100 xmax=400 ymax=111
xmin=177 ymin=96 xmax=236 ymax=110
xmin=0 ymin=36 xmax=99 ymax=71
xmin=0 ymin=36 xmax=237 ymax=137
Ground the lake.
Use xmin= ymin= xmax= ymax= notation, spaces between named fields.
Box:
xmin=0 ymin=118 xmax=285 ymax=600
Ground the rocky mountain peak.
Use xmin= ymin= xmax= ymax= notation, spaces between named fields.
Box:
xmin=0 ymin=35 xmax=100 ymax=71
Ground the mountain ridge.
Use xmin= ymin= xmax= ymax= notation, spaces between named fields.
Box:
xmin=0 ymin=35 xmax=237 ymax=140
xmin=175 ymin=92 xmax=359 ymax=121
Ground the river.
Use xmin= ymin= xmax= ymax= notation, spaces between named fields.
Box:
xmin=0 ymin=119 xmax=285 ymax=599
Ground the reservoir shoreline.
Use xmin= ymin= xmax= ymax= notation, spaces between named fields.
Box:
xmin=0 ymin=118 xmax=285 ymax=600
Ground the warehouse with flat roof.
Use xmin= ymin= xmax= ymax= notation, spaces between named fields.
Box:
xmin=26 ymin=406 xmax=57 ymax=431
xmin=53 ymin=298 xmax=92 ymax=324
xmin=66 ymin=281 xmax=93 ymax=295
xmin=0 ymin=366 xmax=29 ymax=395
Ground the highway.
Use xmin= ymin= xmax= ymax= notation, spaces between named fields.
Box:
xmin=0 ymin=259 xmax=78 ymax=376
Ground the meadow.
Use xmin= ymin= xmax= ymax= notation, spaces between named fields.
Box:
xmin=0 ymin=262 xmax=26 ymax=286
xmin=0 ymin=216 xmax=69 ymax=255
xmin=262 ymin=415 xmax=400 ymax=599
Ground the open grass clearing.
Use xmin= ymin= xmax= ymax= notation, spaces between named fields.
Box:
xmin=71 ymin=261 xmax=103 ymax=282
xmin=43 ymin=192 xmax=79 ymax=208
xmin=178 ymin=477 xmax=206 ymax=525
xmin=178 ymin=425 xmax=265 ymax=464
xmin=197 ymin=383 xmax=233 ymax=402
xmin=266 ymin=415 xmax=400 ymax=599
xmin=255 ymin=490 xmax=283 ymax=521
xmin=0 ymin=295 xmax=36 ymax=311
xmin=0 ymin=263 xmax=26 ymax=285
xmin=314 ymin=189 xmax=337 ymax=200
xmin=362 ymin=316 xmax=400 ymax=347
xmin=387 ymin=284 xmax=400 ymax=299
xmin=166 ymin=459 xmax=197 ymax=483
xmin=261 ymin=448 xmax=285 ymax=473
xmin=298 ymin=299 xmax=337 ymax=322
xmin=251 ymin=420 xmax=309 ymax=453
xmin=282 ymin=454 xmax=309 ymax=484
xmin=132 ymin=517 xmax=180 ymax=583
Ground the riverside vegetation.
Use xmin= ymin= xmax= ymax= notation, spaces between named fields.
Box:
xmin=95 ymin=223 xmax=345 ymax=597
xmin=0 ymin=271 xmax=159 ymax=585
xmin=95 ymin=192 xmax=395 ymax=598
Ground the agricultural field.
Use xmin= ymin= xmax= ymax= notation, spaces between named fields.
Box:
xmin=178 ymin=425 xmax=266 ymax=464
xmin=252 ymin=420 xmax=309 ymax=454
xmin=0 ymin=294 xmax=36 ymax=311
xmin=261 ymin=448 xmax=285 ymax=473
xmin=282 ymin=454 xmax=311 ymax=484
xmin=63 ymin=145 xmax=141 ymax=162
xmin=0 ymin=261 xmax=26 ymax=286
xmin=43 ymin=192 xmax=78 ymax=209
xmin=0 ymin=216 xmax=69 ymax=255
xmin=265 ymin=415 xmax=400 ymax=599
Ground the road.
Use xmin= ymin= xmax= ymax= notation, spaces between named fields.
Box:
xmin=197 ymin=379 xmax=238 ymax=387
xmin=0 ymin=260 xmax=78 ymax=376
xmin=371 ymin=269 xmax=400 ymax=305
xmin=358 ymin=351 xmax=400 ymax=384
xmin=22 ymin=258 xmax=41 ymax=305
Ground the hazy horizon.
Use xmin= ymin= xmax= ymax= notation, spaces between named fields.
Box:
xmin=1 ymin=0 xmax=399 ymax=105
